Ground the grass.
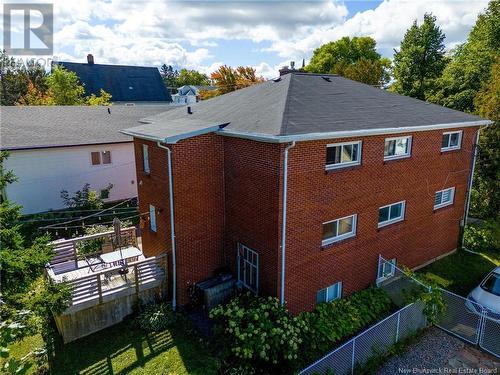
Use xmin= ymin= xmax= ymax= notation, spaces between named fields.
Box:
xmin=418 ymin=249 xmax=500 ymax=296
xmin=4 ymin=318 xmax=219 ymax=375
xmin=1 ymin=334 xmax=44 ymax=375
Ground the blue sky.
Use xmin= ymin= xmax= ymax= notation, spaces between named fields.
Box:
xmin=4 ymin=0 xmax=489 ymax=78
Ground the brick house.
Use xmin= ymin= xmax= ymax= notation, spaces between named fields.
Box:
xmin=121 ymin=72 xmax=490 ymax=314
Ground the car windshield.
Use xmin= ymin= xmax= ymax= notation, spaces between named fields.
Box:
xmin=481 ymin=272 xmax=500 ymax=297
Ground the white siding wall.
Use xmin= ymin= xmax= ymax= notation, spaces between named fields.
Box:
xmin=4 ymin=143 xmax=137 ymax=214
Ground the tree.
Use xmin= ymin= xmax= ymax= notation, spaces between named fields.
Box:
xmin=305 ymin=36 xmax=390 ymax=86
xmin=60 ymin=183 xmax=113 ymax=210
xmin=427 ymin=0 xmax=499 ymax=112
xmin=392 ymin=13 xmax=447 ymax=100
xmin=16 ymin=66 xmax=112 ymax=106
xmin=473 ymin=60 xmax=500 ymax=219
xmin=0 ymin=51 xmax=47 ymax=105
xmin=177 ymin=69 xmax=210 ymax=87
xmin=209 ymin=65 xmax=264 ymax=97
xmin=160 ymin=64 xmax=179 ymax=90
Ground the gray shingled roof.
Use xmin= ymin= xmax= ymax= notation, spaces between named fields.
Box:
xmin=1 ymin=105 xmax=173 ymax=150
xmin=122 ymin=72 xmax=488 ymax=143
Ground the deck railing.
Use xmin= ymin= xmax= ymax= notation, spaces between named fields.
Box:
xmin=60 ymin=254 xmax=167 ymax=307
xmin=49 ymin=227 xmax=137 ymax=268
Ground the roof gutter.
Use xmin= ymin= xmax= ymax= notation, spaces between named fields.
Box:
xmin=217 ymin=120 xmax=492 ymax=144
xmin=280 ymin=141 xmax=295 ymax=306
xmin=156 ymin=141 xmax=177 ymax=311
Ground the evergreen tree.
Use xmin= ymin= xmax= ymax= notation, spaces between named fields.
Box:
xmin=392 ymin=13 xmax=446 ymax=100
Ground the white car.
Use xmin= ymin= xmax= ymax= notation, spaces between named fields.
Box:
xmin=466 ymin=266 xmax=500 ymax=320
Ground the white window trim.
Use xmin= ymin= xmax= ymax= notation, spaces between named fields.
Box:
xmin=143 ymin=145 xmax=150 ymax=174
xmin=441 ymin=130 xmax=462 ymax=151
xmin=325 ymin=141 xmax=362 ymax=170
xmin=318 ymin=281 xmax=343 ymax=303
xmin=149 ymin=204 xmax=157 ymax=232
xmin=322 ymin=214 xmax=357 ymax=246
xmin=237 ymin=243 xmax=259 ymax=293
xmin=377 ymin=258 xmax=396 ymax=283
xmin=383 ymin=136 xmax=412 ymax=161
xmin=434 ymin=187 xmax=455 ymax=210
xmin=378 ymin=201 xmax=406 ymax=228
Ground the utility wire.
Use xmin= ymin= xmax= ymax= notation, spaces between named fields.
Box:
xmin=41 ymin=212 xmax=148 ymax=231
xmin=40 ymin=198 xmax=136 ymax=229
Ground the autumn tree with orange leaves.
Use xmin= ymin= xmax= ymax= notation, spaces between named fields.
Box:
xmin=200 ymin=65 xmax=264 ymax=99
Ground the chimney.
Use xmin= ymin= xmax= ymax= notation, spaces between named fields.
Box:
xmin=279 ymin=61 xmax=297 ymax=76
xmin=187 ymin=106 xmax=192 ymax=114
xmin=87 ymin=54 xmax=94 ymax=65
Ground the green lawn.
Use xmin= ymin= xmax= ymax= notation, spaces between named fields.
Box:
xmin=5 ymin=318 xmax=219 ymax=375
xmin=418 ymin=249 xmax=500 ymax=296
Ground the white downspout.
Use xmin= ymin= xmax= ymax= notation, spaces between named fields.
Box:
xmin=462 ymin=128 xmax=481 ymax=252
xmin=280 ymin=141 xmax=296 ymax=306
xmin=157 ymin=142 xmax=177 ymax=310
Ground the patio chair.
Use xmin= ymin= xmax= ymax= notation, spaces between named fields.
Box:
xmin=85 ymin=256 xmax=106 ymax=272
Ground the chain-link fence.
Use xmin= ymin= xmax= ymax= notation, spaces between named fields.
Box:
xmin=299 ymin=302 xmax=427 ymax=375
xmin=299 ymin=256 xmax=499 ymax=374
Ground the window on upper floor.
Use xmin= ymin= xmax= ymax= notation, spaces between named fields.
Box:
xmin=149 ymin=204 xmax=157 ymax=232
xmin=384 ymin=136 xmax=412 ymax=160
xmin=317 ymin=281 xmax=342 ymax=304
xmin=378 ymin=201 xmax=405 ymax=228
xmin=441 ymin=131 xmax=462 ymax=151
xmin=322 ymin=214 xmax=357 ymax=246
xmin=90 ymin=151 xmax=111 ymax=165
xmin=143 ymin=144 xmax=150 ymax=174
xmin=325 ymin=141 xmax=362 ymax=170
xmin=434 ymin=187 xmax=455 ymax=210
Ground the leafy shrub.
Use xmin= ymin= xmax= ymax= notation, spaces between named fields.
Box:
xmin=138 ymin=303 xmax=176 ymax=332
xmin=464 ymin=220 xmax=500 ymax=253
xmin=210 ymin=293 xmax=306 ymax=374
xmin=296 ymin=286 xmax=393 ymax=365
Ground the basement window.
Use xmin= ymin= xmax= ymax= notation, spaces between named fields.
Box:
xmin=317 ymin=281 xmax=342 ymax=304
xmin=325 ymin=141 xmax=362 ymax=170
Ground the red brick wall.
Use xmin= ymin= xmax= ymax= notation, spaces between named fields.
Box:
xmin=223 ymin=137 xmax=283 ymax=297
xmin=284 ymin=127 xmax=478 ymax=314
xmin=134 ymin=139 xmax=170 ymax=257
xmin=134 ymin=134 xmax=225 ymax=306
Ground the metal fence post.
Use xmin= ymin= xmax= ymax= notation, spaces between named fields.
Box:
xmin=351 ymin=338 xmax=356 ymax=374
xmin=396 ymin=310 xmax=401 ymax=343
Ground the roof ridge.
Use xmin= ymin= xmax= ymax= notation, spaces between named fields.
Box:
xmin=279 ymin=74 xmax=294 ymax=136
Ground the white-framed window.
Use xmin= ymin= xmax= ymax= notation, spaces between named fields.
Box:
xmin=322 ymin=214 xmax=357 ymax=246
xmin=90 ymin=151 xmax=111 ymax=165
xmin=378 ymin=201 xmax=405 ymax=228
xmin=325 ymin=141 xmax=362 ymax=170
xmin=434 ymin=187 xmax=455 ymax=209
xmin=384 ymin=136 xmax=412 ymax=160
xmin=317 ymin=281 xmax=342 ymax=304
xmin=149 ymin=204 xmax=157 ymax=232
xmin=143 ymin=144 xmax=150 ymax=174
xmin=441 ymin=131 xmax=462 ymax=151
xmin=377 ymin=258 xmax=396 ymax=281
xmin=237 ymin=244 xmax=259 ymax=293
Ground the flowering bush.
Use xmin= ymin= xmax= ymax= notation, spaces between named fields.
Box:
xmin=210 ymin=293 xmax=306 ymax=374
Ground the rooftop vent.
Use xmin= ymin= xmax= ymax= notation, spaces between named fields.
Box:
xmin=272 ymin=77 xmax=282 ymax=83
xmin=125 ymin=103 xmax=135 ymax=106
xmin=187 ymin=106 xmax=193 ymax=115
xmin=321 ymin=76 xmax=332 ymax=82
xmin=87 ymin=54 xmax=94 ymax=65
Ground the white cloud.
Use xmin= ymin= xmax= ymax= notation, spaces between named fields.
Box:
xmin=41 ymin=0 xmax=489 ymax=75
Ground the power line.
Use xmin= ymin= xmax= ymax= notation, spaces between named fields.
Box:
xmin=41 ymin=211 xmax=148 ymax=231
xmin=17 ymin=209 xmax=138 ymax=223
xmin=40 ymin=198 xmax=136 ymax=229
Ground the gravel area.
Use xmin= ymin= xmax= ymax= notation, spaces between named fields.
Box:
xmin=377 ymin=327 xmax=499 ymax=374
